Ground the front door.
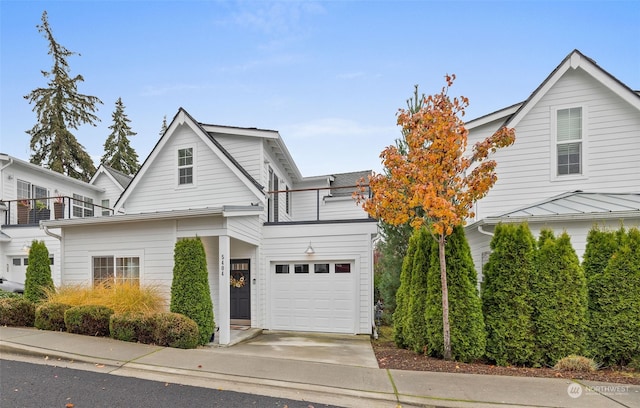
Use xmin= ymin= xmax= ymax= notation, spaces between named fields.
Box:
xmin=230 ymin=259 xmax=250 ymax=325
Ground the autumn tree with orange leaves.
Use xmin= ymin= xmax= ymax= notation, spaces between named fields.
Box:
xmin=357 ymin=76 xmax=515 ymax=360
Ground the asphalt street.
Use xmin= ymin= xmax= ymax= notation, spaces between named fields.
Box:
xmin=1 ymin=359 xmax=344 ymax=408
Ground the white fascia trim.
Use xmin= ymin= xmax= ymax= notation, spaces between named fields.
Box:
xmin=470 ymin=210 xmax=640 ymax=227
xmin=200 ymin=124 xmax=280 ymax=139
xmin=466 ymin=103 xmax=522 ymax=129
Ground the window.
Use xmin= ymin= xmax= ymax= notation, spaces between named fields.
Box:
xmin=556 ymin=107 xmax=582 ymax=175
xmin=294 ymin=264 xmax=309 ymax=274
xmin=92 ymin=256 xmax=140 ymax=286
xmin=12 ymin=258 xmax=21 ymax=266
xmin=72 ymin=194 xmax=94 ymax=217
xmin=101 ymin=199 xmax=110 ymax=216
xmin=178 ymin=147 xmax=193 ymax=185
xmin=275 ymin=264 xmax=289 ymax=274
xmin=314 ymin=264 xmax=329 ymax=274
xmin=17 ymin=180 xmax=30 ymax=201
xmin=34 ymin=185 xmax=48 ymax=209
xmin=268 ymin=168 xmax=279 ymax=222
xmin=335 ymin=263 xmax=351 ymax=273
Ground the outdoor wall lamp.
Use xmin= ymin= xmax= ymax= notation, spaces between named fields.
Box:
xmin=304 ymin=241 xmax=315 ymax=255
xmin=22 ymin=242 xmax=31 ymax=254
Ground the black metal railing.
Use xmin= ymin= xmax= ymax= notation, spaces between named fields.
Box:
xmin=1 ymin=196 xmax=113 ymax=226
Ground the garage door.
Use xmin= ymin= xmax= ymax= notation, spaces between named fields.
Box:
xmin=271 ymin=261 xmax=355 ymax=333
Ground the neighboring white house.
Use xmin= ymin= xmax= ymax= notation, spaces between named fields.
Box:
xmin=464 ymin=49 xmax=640 ymax=278
xmin=41 ymin=108 xmax=378 ymax=344
xmin=0 ymin=155 xmax=129 ymax=285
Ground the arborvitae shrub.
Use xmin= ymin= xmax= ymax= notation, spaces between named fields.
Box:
xmin=24 ymin=240 xmax=54 ymax=303
xmin=64 ymin=305 xmax=114 ymax=336
xmin=582 ymin=226 xmax=621 ymax=314
xmin=376 ymin=223 xmax=413 ymax=324
xmin=153 ymin=312 xmax=199 ymax=349
xmin=481 ymin=223 xmax=536 ymax=366
xmin=0 ymin=298 xmax=35 ymax=327
xmin=531 ymin=230 xmax=587 ymax=366
xmin=35 ymin=302 xmax=71 ymax=331
xmin=425 ymin=226 xmax=486 ymax=362
xmin=393 ymin=231 xmax=418 ymax=348
xmin=170 ymin=238 xmax=214 ymax=345
xmin=110 ymin=313 xmax=156 ymax=343
xmin=406 ymin=228 xmax=432 ymax=353
xmin=588 ymin=228 xmax=640 ymax=366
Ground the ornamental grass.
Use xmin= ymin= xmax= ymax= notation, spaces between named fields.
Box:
xmin=44 ymin=282 xmax=167 ymax=315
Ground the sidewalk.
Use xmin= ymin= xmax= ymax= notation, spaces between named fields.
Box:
xmin=1 ymin=326 xmax=638 ymax=408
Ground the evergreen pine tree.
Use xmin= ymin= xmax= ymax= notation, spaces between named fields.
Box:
xmin=393 ymin=230 xmax=418 ymax=348
xmin=24 ymin=11 xmax=102 ymax=182
xmin=482 ymin=223 xmax=536 ymax=366
xmin=405 ymin=227 xmax=432 ymax=353
xmin=101 ymin=97 xmax=140 ymax=175
xmin=531 ymin=230 xmax=587 ymax=366
xmin=160 ymin=115 xmax=168 ymax=136
xmin=376 ymin=222 xmax=413 ymax=320
xmin=425 ymin=226 xmax=486 ymax=362
xmin=24 ymin=240 xmax=55 ymax=303
xmin=170 ymin=237 xmax=215 ymax=345
xmin=588 ymin=228 xmax=640 ymax=365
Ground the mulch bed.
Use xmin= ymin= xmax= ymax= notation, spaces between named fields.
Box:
xmin=372 ymin=339 xmax=640 ymax=386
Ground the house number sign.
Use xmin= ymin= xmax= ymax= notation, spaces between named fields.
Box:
xmin=220 ymin=254 xmax=225 ymax=276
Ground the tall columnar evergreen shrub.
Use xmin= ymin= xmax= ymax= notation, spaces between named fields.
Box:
xmin=425 ymin=226 xmax=486 ymax=362
xmin=170 ymin=237 xmax=214 ymax=345
xmin=375 ymin=222 xmax=413 ymax=321
xmin=582 ymin=226 xmax=622 ymax=314
xmin=481 ymin=223 xmax=536 ymax=366
xmin=588 ymin=228 xmax=640 ymax=366
xmin=24 ymin=240 xmax=54 ymax=303
xmin=393 ymin=231 xmax=418 ymax=348
xmin=532 ymin=230 xmax=587 ymax=366
xmin=405 ymin=228 xmax=432 ymax=353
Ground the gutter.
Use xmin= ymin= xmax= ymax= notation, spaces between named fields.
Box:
xmin=41 ymin=223 xmax=61 ymax=241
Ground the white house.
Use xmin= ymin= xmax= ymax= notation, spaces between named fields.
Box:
xmin=41 ymin=109 xmax=378 ymax=344
xmin=464 ymin=49 xmax=640 ymax=278
xmin=0 ymin=155 xmax=129 ymax=285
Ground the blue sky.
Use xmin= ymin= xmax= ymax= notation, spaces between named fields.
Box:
xmin=1 ymin=1 xmax=638 ymax=176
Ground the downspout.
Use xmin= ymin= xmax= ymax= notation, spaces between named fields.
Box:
xmin=477 ymin=224 xmax=494 ymax=237
xmin=370 ymin=230 xmax=382 ymax=339
xmin=41 ymin=223 xmax=62 ymax=241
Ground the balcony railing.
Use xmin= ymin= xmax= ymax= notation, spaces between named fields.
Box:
xmin=265 ymin=184 xmax=371 ymax=223
xmin=1 ymin=196 xmax=114 ymax=226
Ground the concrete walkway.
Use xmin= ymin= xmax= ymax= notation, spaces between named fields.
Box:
xmin=1 ymin=326 xmax=638 ymax=408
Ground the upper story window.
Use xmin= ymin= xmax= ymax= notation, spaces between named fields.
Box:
xmin=285 ymin=185 xmax=291 ymax=215
xmin=178 ymin=147 xmax=193 ymax=185
xmin=17 ymin=180 xmax=48 ymax=208
xmin=72 ymin=193 xmax=94 ymax=217
xmin=556 ymin=107 xmax=582 ymax=176
xmin=17 ymin=180 xmax=31 ymax=201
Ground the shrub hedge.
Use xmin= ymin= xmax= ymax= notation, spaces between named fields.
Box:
xmin=0 ymin=297 xmax=35 ymax=327
xmin=64 ymin=305 xmax=114 ymax=336
xmin=153 ymin=312 xmax=200 ymax=349
xmin=393 ymin=230 xmax=418 ymax=348
xmin=35 ymin=302 xmax=71 ymax=331
xmin=109 ymin=313 xmax=156 ymax=344
xmin=405 ymin=228 xmax=432 ymax=353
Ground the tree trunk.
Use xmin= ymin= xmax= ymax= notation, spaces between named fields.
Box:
xmin=439 ymin=234 xmax=452 ymax=360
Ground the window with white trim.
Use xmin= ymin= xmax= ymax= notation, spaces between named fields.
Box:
xmin=556 ymin=107 xmax=582 ymax=176
xmin=178 ymin=147 xmax=193 ymax=185
xmin=92 ymin=256 xmax=140 ymax=286
xmin=72 ymin=194 xmax=94 ymax=217
xmin=101 ymin=199 xmax=110 ymax=216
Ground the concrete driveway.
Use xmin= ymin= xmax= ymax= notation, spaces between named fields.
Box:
xmin=228 ymin=331 xmax=379 ymax=369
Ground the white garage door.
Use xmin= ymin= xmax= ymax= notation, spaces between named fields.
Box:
xmin=271 ymin=261 xmax=355 ymax=333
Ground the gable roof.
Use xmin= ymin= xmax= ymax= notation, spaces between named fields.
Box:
xmin=90 ymin=164 xmax=133 ymax=190
xmin=114 ymin=108 xmax=266 ymax=211
xmin=329 ymin=170 xmax=371 ymax=197
xmin=0 ymin=153 xmax=104 ymax=192
xmin=470 ymin=192 xmax=640 ymax=226
xmin=467 ymin=49 xmax=640 ymax=129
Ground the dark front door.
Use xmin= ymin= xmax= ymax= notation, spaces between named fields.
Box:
xmin=230 ymin=259 xmax=250 ymax=324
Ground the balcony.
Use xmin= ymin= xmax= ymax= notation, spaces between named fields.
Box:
xmin=1 ymin=197 xmax=113 ymax=227
xmin=265 ymin=184 xmax=372 ymax=224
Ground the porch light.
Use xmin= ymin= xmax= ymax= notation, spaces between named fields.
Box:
xmin=305 ymin=242 xmax=315 ymax=255
xmin=22 ymin=242 xmax=31 ymax=253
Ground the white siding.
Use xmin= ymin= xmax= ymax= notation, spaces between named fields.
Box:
xmin=91 ymin=172 xmax=123 ymax=210
xmin=123 ymin=124 xmax=258 ymax=213
xmin=468 ymin=68 xmax=640 ymax=220
xmin=213 ymin=134 xmax=262 ymax=182
xmin=261 ymin=221 xmax=377 ymax=334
